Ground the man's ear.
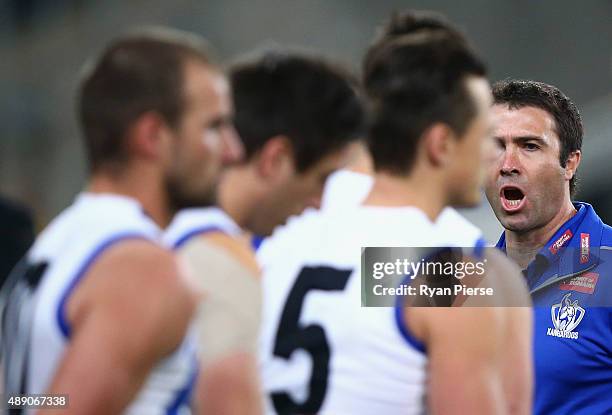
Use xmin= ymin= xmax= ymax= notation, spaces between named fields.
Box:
xmin=564 ymin=150 xmax=581 ymax=181
xmin=127 ymin=111 xmax=170 ymax=161
xmin=254 ymin=135 xmax=294 ymax=180
xmin=423 ymin=123 xmax=455 ymax=167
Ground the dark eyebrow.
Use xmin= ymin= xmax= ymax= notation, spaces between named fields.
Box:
xmin=493 ymin=135 xmax=548 ymax=146
xmin=513 ymin=136 xmax=547 ymax=146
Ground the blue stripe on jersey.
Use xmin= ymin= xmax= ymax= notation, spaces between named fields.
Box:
xmin=392 ymin=241 xmax=485 ymax=355
xmin=392 ymin=240 xmax=485 ymax=353
xmin=251 ymin=235 xmax=265 ymax=251
xmin=56 ymin=232 xmax=149 ymax=338
xmin=393 ymin=273 xmax=426 ymax=354
xmin=172 ymin=226 xmax=224 ymax=250
xmin=166 ymin=354 xmax=199 ymax=415
xmin=473 ymin=237 xmax=487 ymax=259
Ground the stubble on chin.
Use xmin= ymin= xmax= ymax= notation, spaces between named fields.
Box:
xmin=165 ymin=177 xmax=218 ymax=214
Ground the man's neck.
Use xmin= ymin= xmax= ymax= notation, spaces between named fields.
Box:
xmin=505 ymin=199 xmax=577 ymax=270
xmin=88 ymin=167 xmax=171 ymax=228
xmin=346 ymin=142 xmax=374 ymax=175
xmin=218 ymin=167 xmax=258 ymax=230
xmin=362 ymin=170 xmax=445 ymax=222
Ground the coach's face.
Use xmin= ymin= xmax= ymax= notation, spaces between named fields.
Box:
xmin=484 ymin=105 xmax=566 ymax=233
xmin=166 ymin=61 xmax=243 ymax=211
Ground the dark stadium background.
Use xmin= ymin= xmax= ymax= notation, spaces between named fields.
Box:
xmin=1 ymin=0 xmax=611 ymax=242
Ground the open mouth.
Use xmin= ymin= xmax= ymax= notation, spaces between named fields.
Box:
xmin=500 ymin=186 xmax=526 ymax=212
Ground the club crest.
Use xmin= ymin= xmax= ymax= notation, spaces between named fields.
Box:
xmin=547 ymin=293 xmax=585 ymax=339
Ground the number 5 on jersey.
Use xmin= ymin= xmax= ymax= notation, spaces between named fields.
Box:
xmin=271 ymin=266 xmax=352 ymax=414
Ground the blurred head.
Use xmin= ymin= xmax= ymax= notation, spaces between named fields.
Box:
xmin=485 ymin=80 xmax=582 ymax=233
xmin=228 ymin=51 xmax=365 ymax=234
xmin=78 ymin=27 xmax=243 ymax=213
xmin=363 ymin=10 xmax=492 ymax=207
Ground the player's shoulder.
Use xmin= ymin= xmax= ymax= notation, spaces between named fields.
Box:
xmin=357 ymin=205 xmax=443 ymax=247
xmin=75 ymin=238 xmax=196 ymax=351
xmin=435 ymin=207 xmax=483 ymax=247
xmin=257 ymin=206 xmax=364 ymax=274
xmin=321 ymin=169 xmax=373 ymax=211
xmin=187 ymin=231 xmax=260 ymax=276
xmin=69 ymin=238 xmax=195 ymax=326
xmin=31 ymin=193 xmax=160 ymax=263
xmin=258 ymin=209 xmax=325 ymax=256
xmin=164 ymin=206 xmax=241 ymax=249
xmin=480 ymin=248 xmax=531 ymax=306
xmin=93 ymin=239 xmax=181 ymax=286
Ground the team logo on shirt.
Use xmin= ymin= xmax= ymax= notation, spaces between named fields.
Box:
xmin=547 ymin=293 xmax=585 ymax=340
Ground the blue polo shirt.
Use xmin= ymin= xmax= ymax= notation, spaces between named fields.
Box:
xmin=497 ymin=202 xmax=612 ymax=414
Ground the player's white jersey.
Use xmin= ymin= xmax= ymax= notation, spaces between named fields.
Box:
xmin=436 ymin=207 xmax=483 ymax=246
xmin=320 ymin=169 xmax=483 ymax=243
xmin=258 ymin=205 xmax=458 ymax=415
xmin=1 ymin=193 xmax=198 ymax=415
xmin=321 ymin=169 xmax=374 ymax=211
xmin=164 ymin=207 xmax=242 ymax=249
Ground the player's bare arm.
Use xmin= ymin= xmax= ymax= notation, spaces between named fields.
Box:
xmin=485 ymin=250 xmax=533 ymax=415
xmin=38 ymin=240 xmax=197 ymax=415
xmin=180 ymin=231 xmax=262 ymax=415
xmin=407 ymin=251 xmax=532 ymax=415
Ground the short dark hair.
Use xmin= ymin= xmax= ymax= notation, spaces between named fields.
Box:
xmin=374 ymin=10 xmax=467 ymax=43
xmin=78 ymin=27 xmax=213 ymax=173
xmin=492 ymin=79 xmax=583 ymax=196
xmin=230 ymin=51 xmax=365 ymax=173
xmin=363 ymin=11 xmax=487 ymax=175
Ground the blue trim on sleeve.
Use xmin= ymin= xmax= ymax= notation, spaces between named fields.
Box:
xmin=251 ymin=235 xmax=265 ymax=251
xmin=394 ymin=274 xmax=426 ymax=354
xmin=473 ymin=237 xmax=487 ymax=259
xmin=56 ymin=232 xmax=149 ymax=339
xmin=166 ymin=354 xmax=200 ymax=415
xmin=392 ymin=244 xmax=476 ymax=355
xmin=172 ymin=226 xmax=224 ymax=250
xmin=495 ymin=232 xmax=506 ymax=251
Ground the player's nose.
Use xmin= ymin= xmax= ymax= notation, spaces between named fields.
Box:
xmin=221 ymin=126 xmax=244 ymax=165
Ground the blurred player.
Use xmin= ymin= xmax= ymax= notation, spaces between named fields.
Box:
xmin=486 ymin=79 xmax=612 ymax=414
xmin=257 ymin=11 xmax=532 ymax=415
xmin=319 ymin=143 xmax=482 ymax=243
xmin=0 ymin=28 xmax=241 ymax=414
xmin=163 ymin=52 xmax=364 ymax=414
xmin=220 ymin=52 xmax=365 ymax=235
xmin=304 ymin=12 xmax=484 ymax=245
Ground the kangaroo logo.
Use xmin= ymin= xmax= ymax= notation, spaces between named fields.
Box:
xmin=551 ymin=293 xmax=585 ymax=333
